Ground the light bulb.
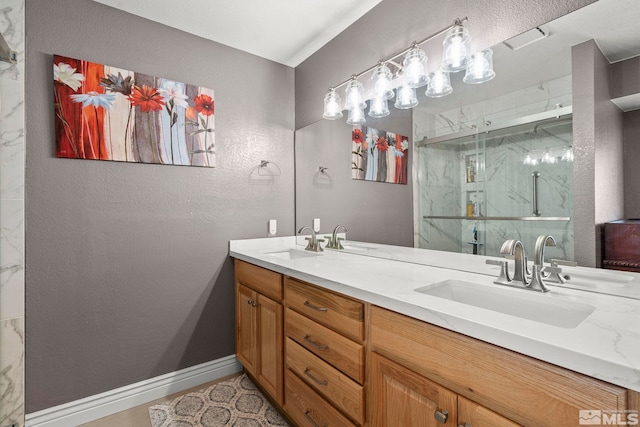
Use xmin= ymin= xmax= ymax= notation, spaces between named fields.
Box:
xmin=368 ymin=97 xmax=390 ymax=118
xmin=403 ymin=45 xmax=428 ymax=88
xmin=395 ymin=84 xmax=418 ymax=109
xmin=425 ymin=70 xmax=453 ymax=98
xmin=463 ymin=49 xmax=496 ymax=84
xmin=371 ymin=63 xmax=394 ymax=100
xmin=442 ymin=24 xmax=470 ymax=72
xmin=322 ymin=89 xmax=343 ymax=120
xmin=347 ymin=106 xmax=366 ymax=125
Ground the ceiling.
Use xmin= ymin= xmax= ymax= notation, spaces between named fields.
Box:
xmin=91 ymin=0 xmax=382 ymax=67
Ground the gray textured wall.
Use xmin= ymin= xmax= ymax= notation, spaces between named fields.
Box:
xmin=25 ymin=0 xmax=294 ymax=412
xmin=572 ymin=40 xmax=625 ymax=267
xmin=295 ymin=0 xmax=597 ymax=130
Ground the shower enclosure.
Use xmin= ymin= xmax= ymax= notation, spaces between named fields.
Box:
xmin=415 ymin=104 xmax=574 ymax=260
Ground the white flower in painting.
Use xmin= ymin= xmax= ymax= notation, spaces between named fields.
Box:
xmin=70 ymin=91 xmax=116 ymax=109
xmin=159 ymin=81 xmax=189 ymax=109
xmin=401 ymin=140 xmax=409 ymax=151
xmin=54 ymin=62 xmax=85 ymax=91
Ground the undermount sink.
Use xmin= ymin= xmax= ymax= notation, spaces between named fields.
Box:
xmin=264 ymin=249 xmax=321 ymax=260
xmin=415 ymin=279 xmax=596 ymax=329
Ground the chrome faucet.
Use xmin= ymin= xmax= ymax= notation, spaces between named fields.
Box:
xmin=298 ymin=226 xmax=324 ymax=252
xmin=500 ymin=239 xmax=530 ymax=286
xmin=528 ymin=235 xmax=560 ymax=292
xmin=325 ymin=225 xmax=348 ymax=249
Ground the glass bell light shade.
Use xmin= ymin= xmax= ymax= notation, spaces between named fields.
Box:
xmin=441 ymin=24 xmax=470 ymax=72
xmin=346 ymin=106 xmax=366 ymax=125
xmin=322 ymin=88 xmax=343 ymax=120
xmin=344 ymin=77 xmax=366 ymax=110
xmin=368 ymin=97 xmax=390 ymax=118
xmin=395 ymin=82 xmax=419 ymax=109
xmin=463 ymin=49 xmax=496 ymax=84
xmin=371 ymin=63 xmax=395 ymax=100
xmin=403 ymin=45 xmax=428 ymax=88
xmin=425 ymin=70 xmax=453 ymax=98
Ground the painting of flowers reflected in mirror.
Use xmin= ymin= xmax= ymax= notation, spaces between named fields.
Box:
xmin=53 ymin=54 xmax=215 ymax=167
xmin=351 ymin=126 xmax=408 ymax=184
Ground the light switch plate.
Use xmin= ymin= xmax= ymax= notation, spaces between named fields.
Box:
xmin=313 ymin=218 xmax=320 ymax=232
xmin=268 ymin=219 xmax=277 ymax=236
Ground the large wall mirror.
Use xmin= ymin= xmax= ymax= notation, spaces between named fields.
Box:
xmin=295 ymin=0 xmax=640 ymax=269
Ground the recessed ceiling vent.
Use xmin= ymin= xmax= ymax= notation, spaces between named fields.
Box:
xmin=503 ymin=26 xmax=548 ymax=51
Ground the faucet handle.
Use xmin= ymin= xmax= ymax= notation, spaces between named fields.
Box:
xmin=336 ymin=237 xmax=345 ymax=250
xmin=486 ymin=259 xmax=511 ymax=285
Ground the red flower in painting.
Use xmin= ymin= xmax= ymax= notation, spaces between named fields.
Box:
xmin=194 ymin=94 xmax=214 ymax=116
xmin=128 ymin=85 xmax=165 ymax=112
xmin=376 ymin=136 xmax=389 ymax=152
xmin=352 ymin=128 xmax=364 ymax=144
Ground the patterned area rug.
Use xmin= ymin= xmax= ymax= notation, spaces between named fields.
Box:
xmin=149 ymin=374 xmax=290 ymax=427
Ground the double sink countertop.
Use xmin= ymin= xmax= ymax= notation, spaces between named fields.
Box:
xmin=229 ymin=236 xmax=640 ymax=392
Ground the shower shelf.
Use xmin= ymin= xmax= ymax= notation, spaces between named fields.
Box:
xmin=423 ymin=215 xmax=571 ymax=221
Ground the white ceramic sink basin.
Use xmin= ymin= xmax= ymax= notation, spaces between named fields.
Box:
xmin=264 ymin=249 xmax=321 ymax=260
xmin=415 ymin=279 xmax=596 ymax=329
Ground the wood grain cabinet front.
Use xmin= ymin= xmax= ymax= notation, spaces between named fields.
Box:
xmin=234 ymin=260 xmax=284 ymax=406
xmin=284 ymin=276 xmax=366 ymax=425
xmin=369 ymin=305 xmax=627 ymax=427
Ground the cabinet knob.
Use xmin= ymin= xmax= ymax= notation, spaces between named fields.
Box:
xmin=247 ymin=299 xmax=257 ymax=307
xmin=434 ymin=409 xmax=449 ymax=424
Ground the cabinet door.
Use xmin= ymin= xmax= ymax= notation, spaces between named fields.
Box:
xmin=258 ymin=293 xmax=283 ymax=405
xmin=458 ymin=396 xmax=521 ymax=427
xmin=236 ymin=284 xmax=258 ymax=375
xmin=369 ymin=352 xmax=457 ymax=427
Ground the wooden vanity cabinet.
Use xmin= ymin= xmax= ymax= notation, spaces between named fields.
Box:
xmin=369 ymin=305 xmax=628 ymax=427
xmin=284 ymin=276 xmax=366 ymax=426
xmin=234 ymin=260 xmax=284 ymax=405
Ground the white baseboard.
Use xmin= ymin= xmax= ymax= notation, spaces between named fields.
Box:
xmin=25 ymin=355 xmax=242 ymax=427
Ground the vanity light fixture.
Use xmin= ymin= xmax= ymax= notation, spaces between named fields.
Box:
xmin=321 ymin=17 xmax=496 ymax=124
xmin=463 ymin=49 xmax=496 ymax=84
xmin=346 ymin=105 xmax=367 ymax=125
xmin=441 ymin=20 xmax=471 ymax=72
xmin=426 ymin=70 xmax=453 ymax=98
xmin=322 ymin=88 xmax=343 ymax=120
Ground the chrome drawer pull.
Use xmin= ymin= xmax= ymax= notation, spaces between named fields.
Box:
xmin=304 ymin=300 xmax=327 ymax=312
xmin=304 ymin=334 xmax=328 ymax=350
xmin=304 ymin=409 xmax=322 ymax=427
xmin=304 ymin=368 xmax=328 ymax=385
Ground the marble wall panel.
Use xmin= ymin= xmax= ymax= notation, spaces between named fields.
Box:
xmin=0 ymin=318 xmax=24 ymax=427
xmin=0 ymin=0 xmax=25 ymax=80
xmin=0 ymin=78 xmax=25 ymax=200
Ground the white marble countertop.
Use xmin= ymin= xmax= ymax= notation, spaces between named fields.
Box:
xmin=229 ymin=236 xmax=640 ymax=392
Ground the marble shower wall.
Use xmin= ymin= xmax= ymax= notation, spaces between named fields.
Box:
xmin=0 ymin=0 xmax=25 ymax=426
xmin=417 ymin=76 xmax=574 ymax=259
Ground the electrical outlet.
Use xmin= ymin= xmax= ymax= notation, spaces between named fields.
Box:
xmin=268 ymin=219 xmax=277 ymax=236
xmin=313 ymin=218 xmax=320 ymax=232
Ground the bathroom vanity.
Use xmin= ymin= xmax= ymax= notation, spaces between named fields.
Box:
xmin=230 ymin=236 xmax=640 ymax=426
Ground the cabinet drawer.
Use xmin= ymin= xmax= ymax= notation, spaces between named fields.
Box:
xmin=285 ymin=277 xmax=364 ymax=342
xmin=286 ymin=308 xmax=364 ymax=384
xmin=286 ymin=338 xmax=364 ymax=424
xmin=285 ymin=369 xmax=357 ymax=427
xmin=370 ymin=305 xmax=627 ymax=427
xmin=235 ymin=259 xmax=283 ymax=302
xmin=458 ymin=395 xmax=521 ymax=427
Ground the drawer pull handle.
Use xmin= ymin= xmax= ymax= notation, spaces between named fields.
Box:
xmin=434 ymin=409 xmax=449 ymax=424
xmin=304 ymin=335 xmax=328 ymax=350
xmin=304 ymin=300 xmax=327 ymax=312
xmin=304 ymin=409 xmax=322 ymax=427
xmin=247 ymin=299 xmax=257 ymax=307
xmin=304 ymin=368 xmax=328 ymax=385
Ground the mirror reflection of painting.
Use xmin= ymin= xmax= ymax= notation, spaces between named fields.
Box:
xmin=351 ymin=125 xmax=408 ymax=184
xmin=53 ymin=54 xmax=215 ymax=167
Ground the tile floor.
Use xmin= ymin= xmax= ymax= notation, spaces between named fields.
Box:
xmin=79 ymin=373 xmax=242 ymax=427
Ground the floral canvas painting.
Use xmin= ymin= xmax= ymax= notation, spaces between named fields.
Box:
xmin=53 ymin=54 xmax=215 ymax=167
xmin=351 ymin=126 xmax=408 ymax=184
